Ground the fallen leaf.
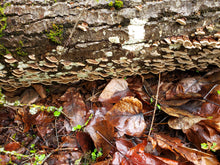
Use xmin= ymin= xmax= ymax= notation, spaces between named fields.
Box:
xmin=124 ymin=140 xmax=168 ymax=165
xmin=19 ymin=88 xmax=39 ymax=104
xmin=151 ymin=133 xmax=219 ymax=165
xmin=61 ymin=136 xmax=78 ymax=149
xmin=85 ymin=110 xmax=114 ymax=159
xmin=168 ymin=116 xmax=206 ymax=130
xmin=183 ymin=121 xmax=220 ymax=151
xmin=33 ymin=111 xmax=54 ymax=137
xmin=106 ymin=96 xmax=147 ymax=137
xmin=115 ymin=138 xmax=134 ymax=155
xmin=4 ymin=142 xmax=20 ymax=151
xmin=76 ymin=131 xmax=95 ymax=153
xmin=60 ymin=87 xmax=88 ymax=128
xmin=127 ymin=75 xmax=151 ymax=105
xmin=0 ymin=155 xmax=10 ymax=165
xmin=98 ymin=79 xmax=132 ymax=103
xmin=93 ymin=159 xmax=111 ymax=165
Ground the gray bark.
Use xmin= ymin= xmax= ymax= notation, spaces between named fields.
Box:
xmin=0 ymin=0 xmax=220 ymax=91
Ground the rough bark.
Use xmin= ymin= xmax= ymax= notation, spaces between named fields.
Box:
xmin=0 ymin=0 xmax=220 ymax=91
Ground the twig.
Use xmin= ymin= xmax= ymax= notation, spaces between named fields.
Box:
xmin=55 ymin=118 xmax=59 ymax=147
xmin=64 ymin=0 xmax=91 ymax=50
xmin=147 ymin=73 xmax=161 ymax=138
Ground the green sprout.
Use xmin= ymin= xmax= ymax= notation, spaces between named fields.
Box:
xmin=72 ymin=113 xmax=93 ymax=132
xmin=201 ymin=142 xmax=217 ymax=152
xmin=91 ymin=148 xmax=103 ymax=161
xmin=150 ymin=97 xmax=154 ymax=104
xmin=157 ymin=104 xmax=161 ymax=110
xmin=217 ymin=90 xmax=220 ymax=95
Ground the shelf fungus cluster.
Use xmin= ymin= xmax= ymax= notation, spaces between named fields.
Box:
xmin=0 ymin=29 xmax=220 ymax=91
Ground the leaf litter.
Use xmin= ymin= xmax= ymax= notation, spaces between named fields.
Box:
xmin=0 ymin=69 xmax=220 ymax=164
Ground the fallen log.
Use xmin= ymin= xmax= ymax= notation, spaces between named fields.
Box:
xmin=0 ymin=0 xmax=219 ymax=91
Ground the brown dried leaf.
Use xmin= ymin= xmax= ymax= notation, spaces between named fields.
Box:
xmin=98 ymin=79 xmax=132 ymax=103
xmin=124 ymin=140 xmax=168 ymax=165
xmin=0 ymin=155 xmax=10 ymax=165
xmin=19 ymin=88 xmax=39 ymax=104
xmin=161 ymin=99 xmax=207 ymax=119
xmin=168 ymin=116 xmax=206 ymax=130
xmin=106 ymin=96 xmax=147 ymax=137
xmin=60 ymin=87 xmax=88 ymax=127
xmin=85 ymin=112 xmax=114 ymax=159
xmin=93 ymin=159 xmax=111 ymax=165
xmin=152 ymin=134 xmax=219 ymax=165
xmin=183 ymin=121 xmax=220 ymax=151
xmin=4 ymin=142 xmax=20 ymax=151
xmin=33 ymin=111 xmax=54 ymax=137
xmin=116 ymin=138 xmax=134 ymax=155
xmin=165 ymin=78 xmax=202 ymax=100
xmin=76 ymin=131 xmax=94 ymax=153
xmin=61 ymin=136 xmax=78 ymax=149
xmin=127 ymin=75 xmax=151 ymax=105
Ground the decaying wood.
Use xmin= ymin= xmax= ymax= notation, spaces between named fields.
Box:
xmin=0 ymin=0 xmax=220 ymax=91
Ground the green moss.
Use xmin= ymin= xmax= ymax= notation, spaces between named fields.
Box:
xmin=108 ymin=0 xmax=123 ymax=10
xmin=0 ymin=44 xmax=10 ymax=56
xmin=114 ymin=0 xmax=123 ymax=9
xmin=16 ymin=40 xmax=28 ymax=56
xmin=108 ymin=1 xmax=113 ymax=7
xmin=0 ymin=3 xmax=11 ymax=37
xmin=46 ymin=24 xmax=63 ymax=44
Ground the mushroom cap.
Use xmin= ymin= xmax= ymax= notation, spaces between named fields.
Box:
xmin=176 ymin=18 xmax=186 ymax=25
xmin=4 ymin=54 xmax=13 ymax=59
xmin=28 ymin=54 xmax=36 ymax=60
xmin=46 ymin=56 xmax=58 ymax=63
xmin=5 ymin=58 xmax=17 ymax=64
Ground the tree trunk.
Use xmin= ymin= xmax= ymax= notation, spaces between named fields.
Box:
xmin=0 ymin=0 xmax=219 ymax=91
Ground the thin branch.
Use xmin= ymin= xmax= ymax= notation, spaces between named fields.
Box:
xmin=148 ymin=73 xmax=161 ymax=138
xmin=64 ymin=0 xmax=91 ymax=50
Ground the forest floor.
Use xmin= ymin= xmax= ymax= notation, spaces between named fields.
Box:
xmin=0 ymin=68 xmax=220 ymax=165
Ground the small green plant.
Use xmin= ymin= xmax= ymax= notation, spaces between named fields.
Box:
xmin=46 ymin=88 xmax=50 ymax=93
xmin=201 ymin=142 xmax=217 ymax=152
xmin=46 ymin=24 xmax=63 ymax=44
xmin=150 ymin=97 xmax=154 ymax=104
xmin=157 ymin=104 xmax=161 ymax=110
xmin=217 ymin=90 xmax=220 ymax=95
xmin=91 ymin=148 xmax=103 ymax=161
xmin=72 ymin=113 xmax=93 ymax=132
xmin=0 ymin=88 xmax=63 ymax=116
xmin=0 ymin=147 xmax=46 ymax=165
xmin=30 ymin=144 xmax=36 ymax=154
xmin=29 ymin=104 xmax=63 ymax=116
